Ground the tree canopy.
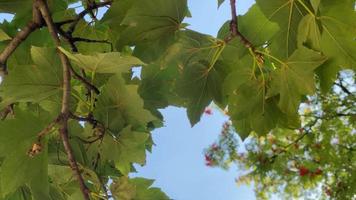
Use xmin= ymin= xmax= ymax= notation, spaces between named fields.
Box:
xmin=0 ymin=0 xmax=355 ymax=199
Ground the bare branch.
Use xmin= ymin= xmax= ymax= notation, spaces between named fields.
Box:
xmin=35 ymin=0 xmax=90 ymax=199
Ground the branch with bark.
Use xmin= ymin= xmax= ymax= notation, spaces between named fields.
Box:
xmin=35 ymin=0 xmax=90 ymax=199
xmin=226 ymin=0 xmax=263 ymax=62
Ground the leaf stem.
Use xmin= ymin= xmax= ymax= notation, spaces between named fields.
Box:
xmin=297 ymin=0 xmax=315 ymax=17
xmin=255 ymin=50 xmax=284 ymax=66
xmin=225 ymin=0 xmax=263 ymax=61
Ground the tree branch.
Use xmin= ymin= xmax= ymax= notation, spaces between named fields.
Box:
xmin=35 ymin=1 xmax=90 ymax=199
xmin=69 ymin=112 xmax=106 ymax=143
xmin=0 ymin=4 xmax=43 ymax=75
xmin=72 ymin=37 xmax=113 ymax=51
xmin=55 ymin=28 xmax=101 ymax=94
xmin=66 ymin=0 xmax=113 ymax=35
xmin=69 ymin=65 xmax=100 ymax=94
xmin=28 ymin=115 xmax=61 ymax=157
xmin=0 ymin=104 xmax=14 ymax=120
xmin=335 ymin=80 xmax=352 ymax=95
xmin=226 ymin=0 xmax=263 ymax=61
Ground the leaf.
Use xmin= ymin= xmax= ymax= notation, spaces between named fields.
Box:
xmin=217 ymin=0 xmax=225 ymax=8
xmin=0 ymin=28 xmax=10 ymax=41
xmin=0 ymin=110 xmax=48 ymax=198
xmin=177 ymin=60 xmax=226 ymax=126
xmin=310 ymin=0 xmax=320 ymax=12
xmin=256 ymin=0 xmax=307 ymax=59
xmin=131 ymin=178 xmax=169 ymax=200
xmin=94 ymin=74 xmax=157 ymax=133
xmin=139 ymin=63 xmax=180 ymax=118
xmin=72 ymin=21 xmax=112 ymax=54
xmin=268 ymin=48 xmax=327 ymax=115
xmin=118 ymin=0 xmax=188 ymax=46
xmin=161 ymin=30 xmax=227 ymax=126
xmin=111 ymin=176 xmax=169 ymax=200
xmin=0 ymin=46 xmax=62 ymax=109
xmin=110 ymin=176 xmax=136 ymax=200
xmin=317 ymin=0 xmax=356 ymax=91
xmin=217 ymin=4 xmax=279 ymax=63
xmin=297 ymin=14 xmax=321 ymax=51
xmin=59 ymin=47 xmax=144 ymax=74
xmin=87 ymin=126 xmax=149 ymax=175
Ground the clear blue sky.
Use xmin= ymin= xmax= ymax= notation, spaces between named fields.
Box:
xmin=132 ymin=1 xmax=257 ymax=200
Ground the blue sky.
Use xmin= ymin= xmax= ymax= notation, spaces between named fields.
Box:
xmin=132 ymin=1 xmax=257 ymax=200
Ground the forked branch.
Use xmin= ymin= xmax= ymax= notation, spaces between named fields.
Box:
xmin=226 ymin=0 xmax=263 ymax=61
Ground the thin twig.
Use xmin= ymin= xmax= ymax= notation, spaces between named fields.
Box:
xmin=0 ymin=4 xmax=43 ymax=74
xmin=37 ymin=115 xmax=61 ymax=140
xmin=72 ymin=37 xmax=113 ymax=51
xmin=55 ymin=28 xmax=101 ymax=94
xmin=35 ymin=0 xmax=90 ymax=199
xmin=69 ymin=65 xmax=100 ymax=94
xmin=66 ymin=0 xmax=113 ymax=35
xmin=335 ymin=81 xmax=352 ymax=95
xmin=0 ymin=104 xmax=14 ymax=120
xmin=28 ymin=115 xmax=61 ymax=157
xmin=69 ymin=112 xmax=106 ymax=143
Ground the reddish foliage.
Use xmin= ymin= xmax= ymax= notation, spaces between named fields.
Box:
xmin=314 ymin=168 xmax=323 ymax=175
xmin=204 ymin=108 xmax=212 ymax=115
xmin=211 ymin=143 xmax=219 ymax=151
xmin=205 ymin=154 xmax=213 ymax=166
xmin=298 ymin=166 xmax=309 ymax=176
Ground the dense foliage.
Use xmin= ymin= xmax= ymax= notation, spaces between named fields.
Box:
xmin=205 ymin=71 xmax=355 ymax=199
xmin=0 ymin=0 xmax=354 ymax=199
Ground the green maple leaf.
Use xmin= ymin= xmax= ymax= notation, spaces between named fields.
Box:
xmin=94 ymin=74 xmax=157 ymax=133
xmin=217 ymin=4 xmax=279 ymax=64
xmin=139 ymin=63 xmax=180 ymax=118
xmin=86 ymin=126 xmax=149 ymax=175
xmin=0 ymin=28 xmax=10 ymax=41
xmin=118 ymin=0 xmax=187 ymax=46
xmin=217 ymin=0 xmax=225 ymax=8
xmin=268 ymin=47 xmax=327 ymax=115
xmin=0 ymin=110 xmax=48 ymax=199
xmin=131 ymin=178 xmax=169 ymax=200
xmin=0 ymin=46 xmax=62 ymax=109
xmin=111 ymin=176 xmax=169 ymax=200
xmin=59 ymin=47 xmax=144 ymax=74
xmin=72 ymin=21 xmax=112 ymax=54
xmin=160 ymin=30 xmax=227 ymax=126
xmin=256 ymin=0 xmax=307 ymax=59
xmin=318 ymin=0 xmax=356 ymax=91
xmin=296 ymin=0 xmax=356 ymax=91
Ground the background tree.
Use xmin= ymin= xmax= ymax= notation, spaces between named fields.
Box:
xmin=0 ymin=0 xmax=354 ymax=199
xmin=205 ymin=71 xmax=355 ymax=199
